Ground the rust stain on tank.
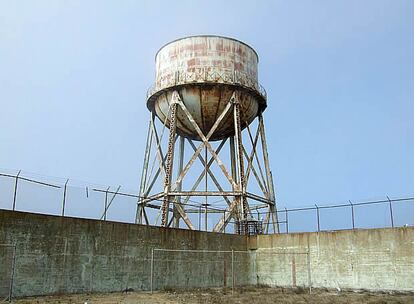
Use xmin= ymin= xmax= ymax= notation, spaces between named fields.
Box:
xmin=147 ymin=35 xmax=266 ymax=141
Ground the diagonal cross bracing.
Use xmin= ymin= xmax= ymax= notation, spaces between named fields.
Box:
xmin=172 ymin=93 xmax=236 ymax=191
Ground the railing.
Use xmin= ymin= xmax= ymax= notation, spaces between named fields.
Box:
xmin=146 ymin=67 xmax=267 ymax=101
xmin=0 ymin=169 xmax=413 ymax=234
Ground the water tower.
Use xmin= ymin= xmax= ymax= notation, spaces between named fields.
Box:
xmin=136 ymin=35 xmax=278 ymax=234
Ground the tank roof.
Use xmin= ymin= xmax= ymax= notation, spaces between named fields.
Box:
xmin=155 ymin=35 xmax=259 ymax=62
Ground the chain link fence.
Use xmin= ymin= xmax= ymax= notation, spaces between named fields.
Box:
xmin=0 ymin=169 xmax=413 ymax=234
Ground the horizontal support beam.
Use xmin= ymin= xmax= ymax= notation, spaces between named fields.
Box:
xmin=249 ymin=203 xmax=271 ymax=210
xmin=141 ymin=192 xmax=164 ymax=203
xmin=184 ymin=209 xmax=227 ymax=214
xmin=246 ymin=192 xmax=275 ymax=205
xmin=141 ymin=203 xmax=174 ymax=213
xmin=165 ymin=191 xmax=242 ymax=197
xmin=141 ymin=192 xmax=273 ymax=207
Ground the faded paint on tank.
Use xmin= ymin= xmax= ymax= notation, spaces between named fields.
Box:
xmin=147 ymin=35 xmax=267 ymax=141
xmin=155 ymin=35 xmax=258 ymax=86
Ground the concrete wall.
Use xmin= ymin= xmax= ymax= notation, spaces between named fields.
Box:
xmin=1 ymin=209 xmax=413 ymax=298
xmin=0 ymin=210 xmax=249 ymax=298
xmin=254 ymin=227 xmax=414 ymax=291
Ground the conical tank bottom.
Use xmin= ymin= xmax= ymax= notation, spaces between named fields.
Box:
xmin=151 ymin=84 xmax=260 ymax=141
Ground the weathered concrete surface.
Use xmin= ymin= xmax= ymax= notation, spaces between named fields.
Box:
xmin=255 ymin=227 xmax=414 ymax=291
xmin=1 ymin=209 xmax=413 ymax=298
xmin=0 ymin=210 xmax=249 ymax=298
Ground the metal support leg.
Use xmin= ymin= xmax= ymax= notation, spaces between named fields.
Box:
xmin=259 ymin=114 xmax=279 ymax=232
xmin=136 ymin=117 xmax=153 ymax=224
xmin=161 ymin=97 xmax=179 ymax=226
xmin=233 ymin=96 xmax=248 ymax=221
xmin=173 ymin=136 xmax=185 ymax=228
xmin=230 ymin=136 xmax=238 ymax=225
xmin=204 ymin=146 xmax=208 ymax=231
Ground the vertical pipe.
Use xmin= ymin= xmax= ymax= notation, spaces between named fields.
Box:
xmin=8 ymin=245 xmax=16 ymax=302
xmin=253 ymin=250 xmax=258 ymax=286
xmin=223 ymin=256 xmax=227 ymax=287
xmin=315 ymin=204 xmax=320 ymax=232
xmin=12 ymin=170 xmax=21 ymax=211
xmin=349 ymin=200 xmax=355 ymax=230
xmin=307 ymin=251 xmax=312 ymax=294
xmin=231 ymin=249 xmax=234 ymax=295
xmin=291 ymin=254 xmax=296 ymax=287
xmin=61 ymin=179 xmax=69 ymax=217
xmin=150 ymin=248 xmax=154 ymax=294
xmin=387 ymin=196 xmax=394 ymax=228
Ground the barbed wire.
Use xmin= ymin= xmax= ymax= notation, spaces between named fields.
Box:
xmin=1 ymin=169 xmax=413 ymax=232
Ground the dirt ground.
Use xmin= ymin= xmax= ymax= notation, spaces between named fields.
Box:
xmin=11 ymin=286 xmax=414 ymax=304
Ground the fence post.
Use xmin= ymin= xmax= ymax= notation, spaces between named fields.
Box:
xmin=349 ymin=200 xmax=355 ymax=229
xmin=150 ymin=248 xmax=154 ymax=294
xmin=285 ymin=208 xmax=289 ymax=233
xmin=315 ymin=204 xmax=320 ymax=232
xmin=387 ymin=196 xmax=394 ymax=228
xmin=12 ymin=170 xmax=21 ymax=211
xmin=104 ymin=186 xmax=110 ymax=221
xmin=61 ymin=179 xmax=69 ymax=216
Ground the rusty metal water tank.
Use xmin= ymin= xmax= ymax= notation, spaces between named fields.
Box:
xmin=147 ymin=35 xmax=267 ymax=141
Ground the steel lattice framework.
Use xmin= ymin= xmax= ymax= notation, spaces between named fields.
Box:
xmin=135 ymin=90 xmax=279 ymax=233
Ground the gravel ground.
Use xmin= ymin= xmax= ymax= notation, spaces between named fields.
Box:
xmin=11 ymin=286 xmax=414 ymax=304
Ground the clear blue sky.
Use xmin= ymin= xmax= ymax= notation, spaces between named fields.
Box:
xmin=0 ymin=1 xmax=413 ymax=227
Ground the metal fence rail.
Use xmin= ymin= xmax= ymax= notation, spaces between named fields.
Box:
xmin=150 ymin=248 xmax=250 ymax=294
xmin=0 ymin=169 xmax=413 ymax=234
xmin=266 ymin=196 xmax=414 ymax=233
